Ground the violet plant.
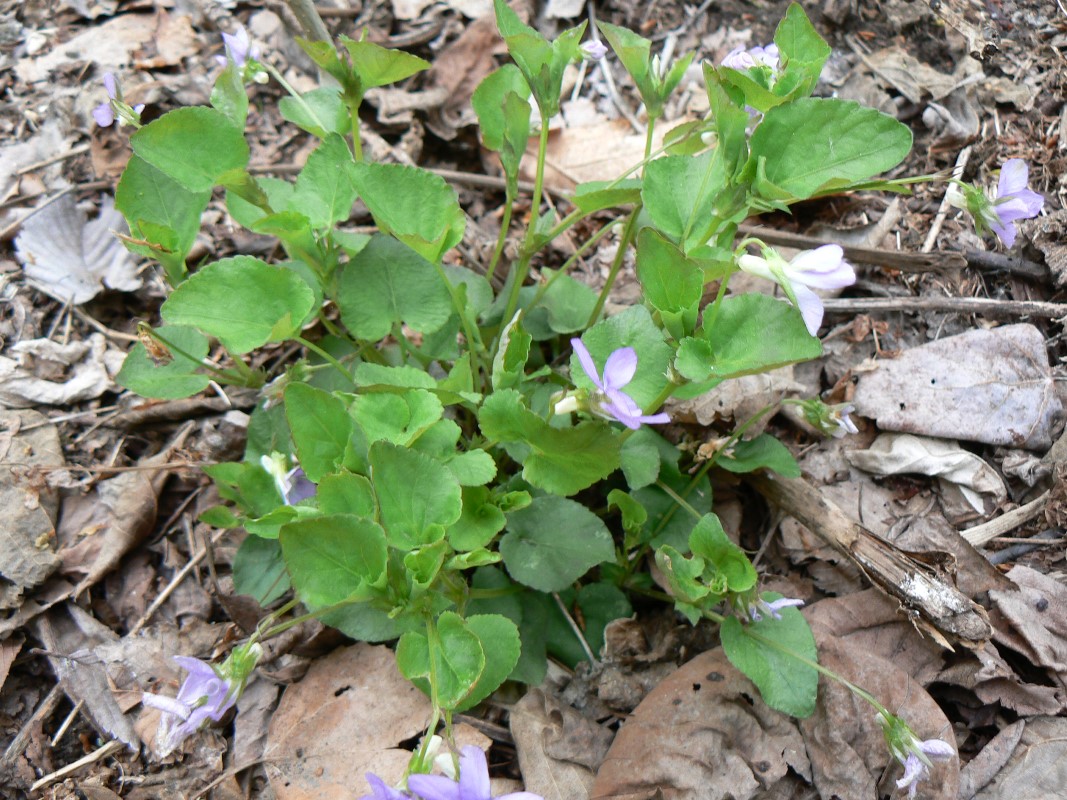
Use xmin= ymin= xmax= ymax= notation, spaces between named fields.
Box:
xmin=104 ymin=2 xmax=996 ymax=792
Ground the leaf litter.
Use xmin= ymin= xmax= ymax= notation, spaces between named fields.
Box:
xmin=1 ymin=0 xmax=1066 ymax=798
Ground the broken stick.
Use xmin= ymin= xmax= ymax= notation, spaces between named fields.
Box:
xmin=749 ymin=471 xmax=993 ymax=650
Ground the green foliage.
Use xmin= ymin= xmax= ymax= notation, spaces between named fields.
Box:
xmin=130 ymin=107 xmax=249 ymax=192
xmin=113 ymin=0 xmax=911 ymax=730
xmin=499 ymin=496 xmax=615 ymax=592
xmin=161 ymin=256 xmax=316 ymax=354
xmin=721 ymin=604 xmax=818 ymax=718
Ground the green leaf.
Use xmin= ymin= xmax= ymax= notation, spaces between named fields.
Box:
xmin=457 ymin=614 xmax=522 ymax=711
xmin=494 ymin=0 xmax=585 ymax=119
xmin=397 ymin=611 xmax=485 ymax=710
xmin=233 ymin=536 xmax=290 ymax=605
xmin=280 ymin=514 xmax=389 ymax=606
xmin=717 ymin=434 xmax=801 ymax=478
xmin=720 ymin=606 xmax=818 ymax=718
xmin=596 ymin=22 xmax=652 ymax=101
xmin=653 ymin=545 xmax=708 ymax=624
xmin=443 ymin=449 xmax=497 ymax=487
xmin=337 ymin=234 xmax=452 ymax=340
xmin=317 ymin=471 xmax=376 ymax=517
xmin=573 ymin=305 xmax=673 ymax=409
xmin=491 ymin=315 xmax=532 ymax=391
xmin=225 ymin=176 xmax=294 ymax=229
xmin=279 ymin=87 xmax=350 ymax=138
xmin=577 ymin=582 xmax=632 ymax=655
xmin=448 ymin=486 xmax=506 ymax=552
xmin=350 ymin=164 xmax=465 ymax=263
xmin=572 ymin=179 xmax=643 ymax=214
xmin=289 ymin=134 xmax=357 ymax=229
xmin=642 ymin=150 xmax=727 ymax=252
xmin=472 ymin=65 xmax=530 ymax=153
xmin=161 ymin=256 xmax=315 ymax=354
xmin=285 ymin=384 xmax=354 ymax=482
xmin=619 ymin=427 xmax=663 ymax=490
xmin=748 ymin=98 xmax=912 ymax=200
xmin=676 ymin=294 xmax=822 ymax=382
xmin=115 ymin=155 xmax=210 ymax=279
xmin=353 ymin=362 xmax=436 ymax=390
xmin=479 ymin=390 xmax=621 ymax=496
xmin=522 ymin=269 xmax=598 ymax=340
xmin=204 ymin=461 xmax=282 ymax=518
xmin=351 ymin=390 xmax=444 ymax=446
xmin=321 ymin=602 xmax=421 ymax=643
xmin=635 ymin=228 xmax=702 ymax=339
xmin=341 ymin=36 xmax=430 ymax=90
xmin=116 ymin=325 xmax=211 ymax=399
xmin=499 ymin=496 xmax=614 ymax=592
xmin=130 ymin=107 xmax=250 ymax=192
xmin=690 ymin=513 xmax=757 ymax=593
xmin=772 ymin=3 xmax=831 ymax=101
xmin=210 ymin=63 xmax=248 ymax=127
xmin=607 ymin=488 xmax=648 ymax=545
xmin=370 ymin=441 xmax=462 ymax=550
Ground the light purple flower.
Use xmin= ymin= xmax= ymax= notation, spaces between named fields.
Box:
xmin=142 ymin=656 xmax=238 ymax=755
xmin=580 ymin=40 xmax=608 ymax=61
xmin=93 ymin=72 xmax=144 ymax=128
xmin=260 ymin=454 xmax=317 ymax=504
xmin=408 ymin=746 xmax=543 ymax=800
xmin=895 ymin=738 xmax=955 ymax=799
xmin=216 ymin=24 xmax=260 ymax=68
xmin=748 ymin=595 xmax=804 ymax=622
xmin=722 ymin=43 xmax=780 ymax=72
xmin=830 ymin=404 xmax=859 ymax=438
xmin=737 ymin=244 xmax=856 ymax=336
xmin=359 ymin=774 xmax=412 ymax=800
xmin=987 ymin=159 xmax=1044 ymax=248
xmin=570 ymin=339 xmax=671 ymax=430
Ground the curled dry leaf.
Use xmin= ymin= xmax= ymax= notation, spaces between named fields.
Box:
xmin=15 ymin=194 xmax=141 ymax=304
xmin=0 ymin=333 xmax=124 ymax=408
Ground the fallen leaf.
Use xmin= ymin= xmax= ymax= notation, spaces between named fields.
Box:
xmin=989 ymin=566 xmax=1067 ymax=693
xmin=0 ymin=410 xmax=63 ymax=590
xmin=15 ymin=194 xmax=141 ymax=304
xmin=265 ymin=643 xmax=433 ymax=799
xmin=233 ymin=677 xmax=280 ymax=769
xmin=853 ymin=324 xmax=1062 ymax=450
xmin=972 ymin=717 xmax=1067 ymax=799
xmin=846 ymin=433 xmax=1007 ymax=513
xmin=511 ymin=688 xmax=610 ymax=799
xmin=16 ymin=14 xmax=158 ymax=84
xmin=0 ymin=334 xmax=124 ymax=408
xmin=0 ymin=635 xmax=23 ymax=694
xmin=34 ymin=603 xmax=140 ymax=747
xmin=957 ymin=719 xmax=1024 ymax=798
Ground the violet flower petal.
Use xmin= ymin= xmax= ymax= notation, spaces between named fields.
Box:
xmin=570 ymin=338 xmax=605 ymax=392
xmin=600 ymin=347 xmax=638 ymax=393
xmin=406 ymin=774 xmax=461 ymax=800
xmin=788 ymin=244 xmax=855 ymax=290
xmin=92 ymin=102 xmax=116 ymax=127
xmin=458 ymin=746 xmax=492 ymax=799
xmin=102 ymin=72 xmax=118 ymax=99
xmin=997 ymin=158 xmax=1030 ymax=198
xmin=791 ymin=283 xmax=824 ymax=337
xmin=359 ymin=774 xmax=412 ymax=800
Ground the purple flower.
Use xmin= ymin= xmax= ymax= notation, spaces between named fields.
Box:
xmin=408 ymin=746 xmax=543 ymax=800
xmin=93 ymin=72 xmax=145 ymax=128
xmin=895 ymin=738 xmax=955 ymax=799
xmin=217 ymin=24 xmax=260 ymax=68
xmin=830 ymin=404 xmax=859 ymax=438
xmin=359 ymin=774 xmax=412 ymax=800
xmin=570 ymin=339 xmax=671 ymax=430
xmin=747 ymin=595 xmax=804 ymax=622
xmin=142 ymin=656 xmax=238 ymax=755
xmin=987 ymin=159 xmax=1044 ymax=247
xmin=722 ymin=43 xmax=780 ymax=72
xmin=260 ymin=454 xmax=317 ymax=504
xmin=580 ymin=40 xmax=608 ymax=61
xmin=737 ymin=244 xmax=855 ymax=336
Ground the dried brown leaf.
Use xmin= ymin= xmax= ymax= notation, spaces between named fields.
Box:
xmin=972 ymin=717 xmax=1067 ymax=799
xmin=265 ymin=643 xmax=433 ymax=799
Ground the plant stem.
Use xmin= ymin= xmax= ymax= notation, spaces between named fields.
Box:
xmin=295 ymin=335 xmax=355 ymax=386
xmin=486 ymin=191 xmax=515 ymax=284
xmin=262 ymin=63 xmax=330 ymax=136
xmin=500 ymin=111 xmax=551 ymax=328
xmin=586 ymin=207 xmax=639 ymax=327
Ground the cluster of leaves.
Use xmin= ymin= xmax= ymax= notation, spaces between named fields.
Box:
xmin=113 ymin=2 xmax=911 ymax=723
